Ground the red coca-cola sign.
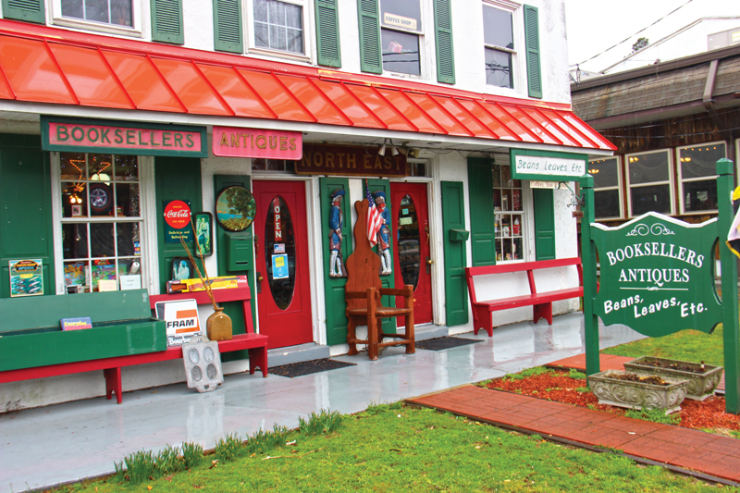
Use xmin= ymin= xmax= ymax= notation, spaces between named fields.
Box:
xmin=164 ymin=200 xmax=191 ymax=229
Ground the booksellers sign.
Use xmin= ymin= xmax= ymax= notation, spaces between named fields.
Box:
xmin=41 ymin=116 xmax=207 ymax=157
xmin=591 ymin=212 xmax=720 ymax=337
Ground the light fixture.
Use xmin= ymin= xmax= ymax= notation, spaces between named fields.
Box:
xmin=378 ymin=139 xmax=387 ymax=156
xmin=390 ymin=140 xmax=399 ymax=156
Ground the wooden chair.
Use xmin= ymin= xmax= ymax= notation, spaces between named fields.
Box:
xmin=345 ymin=199 xmax=415 ymax=361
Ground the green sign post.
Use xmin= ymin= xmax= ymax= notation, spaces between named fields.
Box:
xmin=580 ymin=159 xmax=740 ymax=413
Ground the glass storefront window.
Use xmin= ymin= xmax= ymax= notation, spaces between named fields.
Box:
xmin=492 ymin=162 xmax=524 ymax=262
xmin=59 ymin=152 xmax=143 ymax=292
xmin=626 ymin=149 xmax=673 ymax=216
xmin=677 ymin=141 xmax=725 ymax=213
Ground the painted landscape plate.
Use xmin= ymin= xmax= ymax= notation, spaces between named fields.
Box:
xmin=216 ymin=186 xmax=256 ymax=232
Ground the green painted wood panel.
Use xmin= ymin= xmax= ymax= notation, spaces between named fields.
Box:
xmin=533 ymin=188 xmax=556 ymax=260
xmin=357 ymin=0 xmax=382 ymax=74
xmin=0 ymin=289 xmax=154 ymax=332
xmin=433 ymin=0 xmax=455 ymax=84
xmin=320 ymin=177 xmax=353 ymax=345
xmin=151 ymin=0 xmax=184 ymax=45
xmin=467 ymin=158 xmax=496 ymax=266
xmin=524 ymin=4 xmax=542 ymax=99
xmin=441 ymin=181 xmax=468 ymax=326
xmin=366 ymin=178 xmax=395 ymax=333
xmin=0 ymin=134 xmax=55 ymax=299
xmin=315 ymin=0 xmax=341 ymax=68
xmin=154 ymin=156 xmax=202 ymax=294
xmin=213 ymin=0 xmax=243 ymax=53
xmin=2 ymin=0 xmax=45 ymax=24
xmin=0 ymin=319 xmax=166 ymax=372
xmin=214 ymin=174 xmax=253 ymax=363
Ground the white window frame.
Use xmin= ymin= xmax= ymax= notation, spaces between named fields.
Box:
xmin=492 ymin=160 xmax=530 ymax=263
xmin=378 ymin=0 xmax=428 ymax=80
xmin=589 ymin=156 xmax=624 ymax=220
xmin=482 ymin=0 xmax=526 ymax=96
xmin=676 ymin=141 xmax=726 ymax=215
xmin=245 ymin=0 xmax=313 ymax=64
xmin=51 ymin=0 xmax=142 ymax=38
xmin=625 ymin=148 xmax=675 ymax=217
xmin=51 ymin=152 xmax=156 ymax=295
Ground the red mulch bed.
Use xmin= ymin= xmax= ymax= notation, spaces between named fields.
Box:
xmin=485 ymin=370 xmax=740 ymax=434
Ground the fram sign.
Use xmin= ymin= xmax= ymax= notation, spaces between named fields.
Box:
xmin=155 ymin=299 xmax=203 ymax=347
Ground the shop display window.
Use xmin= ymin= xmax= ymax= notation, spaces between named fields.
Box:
xmin=626 ymin=149 xmax=674 ymax=217
xmin=60 ymin=152 xmax=143 ymax=293
xmin=589 ymin=156 xmax=623 ymax=220
xmin=254 ymin=0 xmax=304 ymax=54
xmin=380 ymin=0 xmax=422 ymax=76
xmin=251 ymin=158 xmax=297 ymax=172
xmin=492 ymin=162 xmax=524 ymax=262
xmin=677 ymin=141 xmax=725 ymax=214
xmin=483 ymin=3 xmax=515 ymax=89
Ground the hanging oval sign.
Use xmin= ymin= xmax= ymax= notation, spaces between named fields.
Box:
xmin=216 ymin=186 xmax=256 ymax=232
xmin=164 ymin=200 xmax=191 ymax=229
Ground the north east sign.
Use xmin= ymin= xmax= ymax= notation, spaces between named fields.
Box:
xmin=591 ymin=212 xmax=721 ymax=337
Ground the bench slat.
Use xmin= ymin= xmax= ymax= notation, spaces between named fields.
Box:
xmin=475 ymin=287 xmax=583 ymax=310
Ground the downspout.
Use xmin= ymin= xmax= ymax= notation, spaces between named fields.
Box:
xmin=703 ymin=59 xmax=719 ymax=111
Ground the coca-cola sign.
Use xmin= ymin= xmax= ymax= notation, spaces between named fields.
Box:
xmin=164 ymin=200 xmax=191 ymax=229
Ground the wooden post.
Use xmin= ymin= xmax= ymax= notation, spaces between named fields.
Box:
xmin=579 ymin=174 xmax=600 ymax=376
xmin=717 ymin=158 xmax=740 ymax=413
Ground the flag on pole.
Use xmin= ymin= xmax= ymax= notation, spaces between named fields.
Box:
xmin=727 ymin=186 xmax=740 ymax=258
xmin=366 ymin=181 xmax=382 ymax=247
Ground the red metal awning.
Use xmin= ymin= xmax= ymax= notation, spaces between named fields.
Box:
xmin=0 ymin=20 xmax=615 ymax=151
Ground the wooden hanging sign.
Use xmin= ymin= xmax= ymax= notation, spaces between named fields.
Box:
xmin=296 ymin=145 xmax=408 ymax=178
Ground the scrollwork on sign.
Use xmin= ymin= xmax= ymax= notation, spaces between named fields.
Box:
xmin=625 ymin=223 xmax=676 ymax=237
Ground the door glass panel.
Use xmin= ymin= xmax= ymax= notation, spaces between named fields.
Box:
xmin=397 ymin=194 xmax=420 ymax=289
xmin=264 ymin=196 xmax=296 ymax=310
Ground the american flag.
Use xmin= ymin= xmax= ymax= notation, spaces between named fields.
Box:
xmin=366 ymin=182 xmax=383 ymax=247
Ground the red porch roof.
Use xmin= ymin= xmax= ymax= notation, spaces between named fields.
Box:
xmin=0 ymin=20 xmax=615 ymax=151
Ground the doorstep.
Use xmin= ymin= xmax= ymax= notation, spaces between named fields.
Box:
xmin=268 ymin=343 xmax=331 ymax=367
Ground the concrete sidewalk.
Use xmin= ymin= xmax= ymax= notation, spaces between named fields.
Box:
xmin=0 ymin=314 xmax=643 ymax=493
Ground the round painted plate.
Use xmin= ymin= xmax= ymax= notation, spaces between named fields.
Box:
xmin=216 ymin=186 xmax=256 ymax=232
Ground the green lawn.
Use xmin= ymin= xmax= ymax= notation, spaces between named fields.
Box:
xmin=59 ymin=403 xmax=732 ymax=493
xmin=602 ymin=326 xmax=725 ymax=367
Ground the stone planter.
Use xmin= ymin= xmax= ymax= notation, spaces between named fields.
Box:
xmin=587 ymin=370 xmax=689 ymax=414
xmin=623 ymin=356 xmax=723 ymax=401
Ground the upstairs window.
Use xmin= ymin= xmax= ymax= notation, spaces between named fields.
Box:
xmin=254 ymin=0 xmax=304 ymax=54
xmin=379 ymin=0 xmax=422 ymax=76
xmin=61 ymin=0 xmax=133 ymax=27
xmin=483 ymin=4 xmax=514 ymax=89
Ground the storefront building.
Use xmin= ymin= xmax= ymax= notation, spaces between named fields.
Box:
xmin=0 ymin=0 xmax=614 ymax=409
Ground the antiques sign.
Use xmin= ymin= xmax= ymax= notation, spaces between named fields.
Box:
xmin=510 ymin=148 xmax=587 ymax=182
xmin=212 ymin=126 xmax=302 ymax=160
xmin=41 ymin=116 xmax=207 ymax=157
xmin=591 ymin=213 xmax=721 ymax=337
xmin=297 ymin=145 xmax=407 ymax=178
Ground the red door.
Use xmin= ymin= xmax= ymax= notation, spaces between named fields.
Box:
xmin=391 ymin=183 xmax=433 ymax=325
xmin=252 ymin=181 xmax=313 ymax=349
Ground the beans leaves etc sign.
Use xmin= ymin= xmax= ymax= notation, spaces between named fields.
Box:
xmin=591 ymin=212 xmax=720 ymax=337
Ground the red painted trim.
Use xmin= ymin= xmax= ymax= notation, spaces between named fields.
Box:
xmin=518 ymin=106 xmax=564 ymax=146
xmin=427 ymin=94 xmax=475 ymax=137
xmin=305 ymin=76 xmax=354 ymax=126
xmin=473 ymin=99 xmax=521 ymax=141
xmin=270 ymin=71 xmax=318 ymax=123
xmin=43 ymin=39 xmax=79 ymax=104
xmin=554 ymin=110 xmax=600 ymax=148
xmin=191 ymin=61 xmax=235 ymax=116
xmin=0 ymin=59 xmax=16 ymax=100
xmin=447 ymin=97 xmax=499 ymax=139
xmin=533 ymin=106 xmax=581 ymax=147
xmin=398 ymin=90 xmax=448 ymax=135
xmin=495 ymin=103 xmax=543 ymax=143
xmin=232 ymin=66 xmax=279 ymax=120
xmin=97 ymin=47 xmax=136 ymax=109
xmin=340 ymin=81 xmax=387 ymax=129
xmin=146 ymin=53 xmax=188 ymax=113
xmin=369 ymin=86 xmax=419 ymax=132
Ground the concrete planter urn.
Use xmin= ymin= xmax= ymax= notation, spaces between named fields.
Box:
xmin=587 ymin=370 xmax=689 ymax=414
xmin=623 ymin=356 xmax=723 ymax=401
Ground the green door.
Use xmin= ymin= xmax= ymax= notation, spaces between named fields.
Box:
xmin=441 ymin=181 xmax=468 ymax=326
xmin=533 ymin=188 xmax=555 ymax=260
xmin=467 ymin=158 xmax=496 ymax=266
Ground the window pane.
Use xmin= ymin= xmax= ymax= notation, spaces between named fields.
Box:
xmin=110 ymin=0 xmax=133 ymax=26
xmin=679 ymin=143 xmax=725 ymax=179
xmin=61 ymin=152 xmax=87 ymax=180
xmin=117 ymin=222 xmax=140 ymax=256
xmin=595 ymin=189 xmax=621 ymax=219
xmin=61 ymin=0 xmax=84 ymax=20
xmin=62 ymin=223 xmax=89 ymax=260
xmin=631 ymin=184 xmax=671 ymax=215
xmin=380 ymin=0 xmax=422 ymax=32
xmin=269 ymin=25 xmax=287 ymax=50
xmin=485 ymin=48 xmax=512 ymax=88
xmin=267 ymin=0 xmax=285 ymax=23
xmin=115 ymin=154 xmax=138 ymax=181
xmin=483 ymin=6 xmax=513 ymax=48
xmin=61 ymin=181 xmax=88 ymax=218
xmin=285 ymin=3 xmax=302 ymax=29
xmin=115 ymin=183 xmax=140 ymax=217
xmin=91 ymin=259 xmax=116 ymax=290
xmin=64 ymin=261 xmax=87 ymax=287
xmin=255 ymin=22 xmax=269 ymax=48
xmin=287 ymin=28 xmax=303 ymax=54
xmin=628 ymin=152 xmax=669 ymax=184
xmin=589 ymin=157 xmax=620 ymax=188
xmin=89 ymin=154 xmax=113 ymax=182
xmin=683 ymin=179 xmax=717 ymax=212
xmin=381 ymin=29 xmax=420 ymax=76
xmin=90 ymin=222 xmax=115 ymax=257
xmin=85 ymin=0 xmax=110 ymax=23
xmin=254 ymin=0 xmax=268 ymax=21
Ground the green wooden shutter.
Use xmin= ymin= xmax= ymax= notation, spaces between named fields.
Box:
xmin=533 ymin=188 xmax=555 ymax=260
xmin=467 ymin=158 xmax=496 ymax=266
xmin=441 ymin=181 xmax=468 ymax=326
xmin=357 ymin=0 xmax=382 ymax=74
xmin=524 ymin=4 xmax=542 ymax=99
xmin=0 ymin=135 xmax=55 ymax=298
xmin=213 ymin=0 xmax=242 ymax=53
xmin=315 ymin=0 xmax=341 ymax=68
xmin=367 ymin=178 xmax=396 ymax=333
xmin=320 ymin=178 xmax=353 ymax=345
xmin=433 ymin=0 xmax=455 ymax=84
xmin=2 ymin=0 xmax=45 ymax=24
xmin=151 ymin=0 xmax=184 ymax=45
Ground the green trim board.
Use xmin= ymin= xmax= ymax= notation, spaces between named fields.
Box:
xmin=213 ymin=0 xmax=243 ymax=53
xmin=467 ymin=158 xmax=496 ymax=267
xmin=357 ymin=0 xmax=382 ymax=74
xmin=523 ymin=4 xmax=542 ymax=99
xmin=510 ymin=148 xmax=587 ymax=182
xmin=151 ymin=0 xmax=185 ymax=45
xmin=40 ymin=116 xmax=208 ymax=158
xmin=433 ymin=0 xmax=455 ymax=84
xmin=320 ymin=177 xmax=353 ymax=345
xmin=441 ymin=181 xmax=468 ymax=326
xmin=315 ymin=0 xmax=342 ymax=68
xmin=533 ymin=189 xmax=555 ymax=260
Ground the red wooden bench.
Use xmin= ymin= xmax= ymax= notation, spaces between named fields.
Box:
xmin=465 ymin=258 xmax=584 ymax=337
xmin=0 ymin=286 xmax=267 ymax=405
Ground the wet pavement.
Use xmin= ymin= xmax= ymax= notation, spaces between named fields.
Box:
xmin=0 ymin=313 xmax=643 ymax=493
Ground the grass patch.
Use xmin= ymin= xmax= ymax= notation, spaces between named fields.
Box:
xmin=505 ymin=366 xmax=553 ymax=381
xmin=60 ymin=405 xmax=730 ymax=492
xmin=603 ymin=326 xmax=724 ymax=367
xmin=299 ymin=409 xmax=343 ymax=435
xmin=569 ymin=368 xmax=587 ymax=380
xmin=625 ymin=408 xmax=681 ymax=426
